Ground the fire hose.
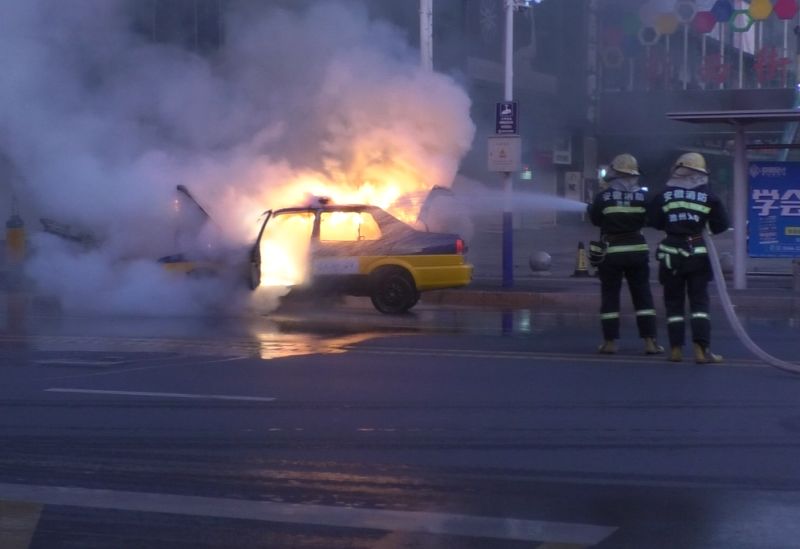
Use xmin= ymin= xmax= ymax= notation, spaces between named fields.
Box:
xmin=705 ymin=231 xmax=800 ymax=375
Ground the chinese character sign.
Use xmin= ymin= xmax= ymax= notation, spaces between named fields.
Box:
xmin=645 ymin=51 xmax=673 ymax=86
xmin=698 ymin=53 xmax=731 ymax=86
xmin=753 ymin=47 xmax=791 ymax=86
xmin=748 ymin=162 xmax=800 ymax=257
xmin=694 ymin=47 xmax=790 ymax=89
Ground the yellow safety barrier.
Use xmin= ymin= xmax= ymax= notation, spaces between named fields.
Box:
xmin=6 ymin=214 xmax=25 ymax=265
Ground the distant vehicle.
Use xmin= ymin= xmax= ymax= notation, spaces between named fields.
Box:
xmin=41 ymin=185 xmax=225 ymax=279
xmin=39 ymin=218 xmax=101 ymax=249
xmin=249 ymin=199 xmax=473 ymax=314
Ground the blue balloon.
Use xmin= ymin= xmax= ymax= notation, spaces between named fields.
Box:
xmin=711 ymin=0 xmax=734 ymax=22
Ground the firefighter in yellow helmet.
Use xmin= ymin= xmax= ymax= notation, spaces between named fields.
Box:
xmin=648 ymin=152 xmax=730 ymax=363
xmin=588 ymin=153 xmax=663 ymax=355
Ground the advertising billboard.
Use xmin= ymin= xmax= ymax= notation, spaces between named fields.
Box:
xmin=748 ymin=162 xmax=800 ymax=258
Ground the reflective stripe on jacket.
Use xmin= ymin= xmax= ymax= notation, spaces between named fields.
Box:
xmin=589 ymin=185 xmax=651 ymax=256
xmin=656 ymin=241 xmax=709 ymax=270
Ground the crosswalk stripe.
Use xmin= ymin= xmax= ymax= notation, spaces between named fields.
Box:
xmin=0 ymin=483 xmax=616 ymax=545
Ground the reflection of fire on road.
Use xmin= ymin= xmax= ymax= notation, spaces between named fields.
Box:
xmin=253 ymin=331 xmax=389 ymax=360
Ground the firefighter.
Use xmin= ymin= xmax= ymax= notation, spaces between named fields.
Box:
xmin=588 ymin=153 xmax=663 ymax=355
xmin=648 ymin=152 xmax=730 ymax=363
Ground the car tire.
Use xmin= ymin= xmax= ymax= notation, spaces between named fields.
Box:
xmin=370 ymin=268 xmax=416 ymax=314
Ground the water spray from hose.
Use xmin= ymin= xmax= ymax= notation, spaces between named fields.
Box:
xmin=705 ymin=231 xmax=800 ymax=375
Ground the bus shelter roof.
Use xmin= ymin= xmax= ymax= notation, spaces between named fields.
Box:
xmin=667 ymin=109 xmax=800 ymax=125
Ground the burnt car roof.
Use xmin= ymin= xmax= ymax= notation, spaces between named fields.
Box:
xmin=272 ymin=204 xmax=385 ymax=215
xmin=269 ymin=204 xmax=407 ymax=227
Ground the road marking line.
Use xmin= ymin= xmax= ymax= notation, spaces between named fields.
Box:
xmin=346 ymin=346 xmax=766 ymax=367
xmin=44 ymin=356 xmax=246 ymax=381
xmin=0 ymin=483 xmax=616 ymax=544
xmin=0 ymin=500 xmax=43 ymax=549
xmin=44 ymin=388 xmax=275 ymax=402
xmin=35 ymin=359 xmax=124 ymax=366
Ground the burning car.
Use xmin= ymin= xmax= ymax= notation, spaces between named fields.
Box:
xmin=249 ymin=198 xmax=472 ymax=314
xmin=39 ymin=186 xmax=472 ymax=314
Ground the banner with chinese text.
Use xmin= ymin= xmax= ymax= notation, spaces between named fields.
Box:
xmin=748 ymin=162 xmax=800 ymax=258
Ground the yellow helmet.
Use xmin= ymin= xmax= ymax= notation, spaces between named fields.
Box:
xmin=673 ymin=152 xmax=708 ymax=174
xmin=608 ymin=153 xmax=640 ymax=177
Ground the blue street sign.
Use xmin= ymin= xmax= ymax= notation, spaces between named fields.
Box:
xmin=495 ymin=101 xmax=518 ymax=135
xmin=748 ymin=161 xmax=800 ymax=258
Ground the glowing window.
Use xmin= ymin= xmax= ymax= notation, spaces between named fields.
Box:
xmin=265 ymin=212 xmax=315 ymax=242
xmin=320 ymin=212 xmax=382 ymax=242
xmin=259 ymin=212 xmax=315 ymax=286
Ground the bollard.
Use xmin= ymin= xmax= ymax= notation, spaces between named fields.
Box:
xmin=794 ymin=259 xmax=800 ymax=293
xmin=529 ymin=251 xmax=552 ymax=272
xmin=572 ymin=241 xmax=591 ymax=277
xmin=6 ymin=213 xmax=25 ymax=265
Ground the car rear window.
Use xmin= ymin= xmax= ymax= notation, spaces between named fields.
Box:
xmin=320 ymin=212 xmax=381 ymax=242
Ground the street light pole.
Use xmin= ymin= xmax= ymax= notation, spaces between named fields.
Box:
xmin=420 ymin=0 xmax=433 ymax=71
xmin=502 ymin=0 xmax=515 ymax=288
xmin=733 ymin=123 xmax=747 ymax=290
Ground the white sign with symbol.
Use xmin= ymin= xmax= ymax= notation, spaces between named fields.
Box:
xmin=488 ymin=135 xmax=521 ymax=172
xmin=312 ymin=257 xmax=359 ymax=275
xmin=495 ymin=101 xmax=518 ymax=134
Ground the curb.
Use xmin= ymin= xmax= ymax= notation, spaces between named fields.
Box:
xmin=422 ymin=288 xmax=800 ymax=313
xmin=422 ymin=289 xmax=593 ymax=310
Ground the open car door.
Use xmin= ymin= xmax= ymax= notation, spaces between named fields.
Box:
xmin=249 ymin=209 xmax=317 ymax=289
xmin=249 ymin=210 xmax=272 ymax=289
xmin=176 ymin=184 xmax=212 ymax=220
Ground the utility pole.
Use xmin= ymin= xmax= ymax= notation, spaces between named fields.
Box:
xmin=194 ymin=0 xmax=200 ymax=51
xmin=151 ymin=0 xmax=158 ymax=41
xmin=502 ymin=0 xmax=516 ymax=288
xmin=498 ymin=0 xmax=541 ymax=287
xmin=420 ymin=0 xmax=433 ymax=70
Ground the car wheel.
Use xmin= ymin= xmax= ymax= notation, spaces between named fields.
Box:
xmin=370 ymin=269 xmax=416 ymax=314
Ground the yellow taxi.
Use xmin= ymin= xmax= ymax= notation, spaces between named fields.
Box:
xmin=249 ymin=200 xmax=472 ymax=314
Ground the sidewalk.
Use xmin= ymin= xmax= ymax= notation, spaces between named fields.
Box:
xmin=422 ymin=275 xmax=800 ymax=313
xmin=425 ymin=222 xmax=800 ymax=313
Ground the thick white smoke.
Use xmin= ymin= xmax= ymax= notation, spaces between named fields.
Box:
xmin=0 ymin=0 xmax=475 ymax=315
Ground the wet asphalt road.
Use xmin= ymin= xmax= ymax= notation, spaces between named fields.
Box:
xmin=0 ymin=297 xmax=799 ymax=548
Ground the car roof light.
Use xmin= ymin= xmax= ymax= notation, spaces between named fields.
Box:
xmin=314 ymin=196 xmax=332 ymax=205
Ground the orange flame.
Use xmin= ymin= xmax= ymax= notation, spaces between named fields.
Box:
xmin=254 ymin=165 xmax=437 ymax=287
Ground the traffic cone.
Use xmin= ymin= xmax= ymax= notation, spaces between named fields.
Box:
xmin=572 ymin=241 xmax=590 ymax=277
